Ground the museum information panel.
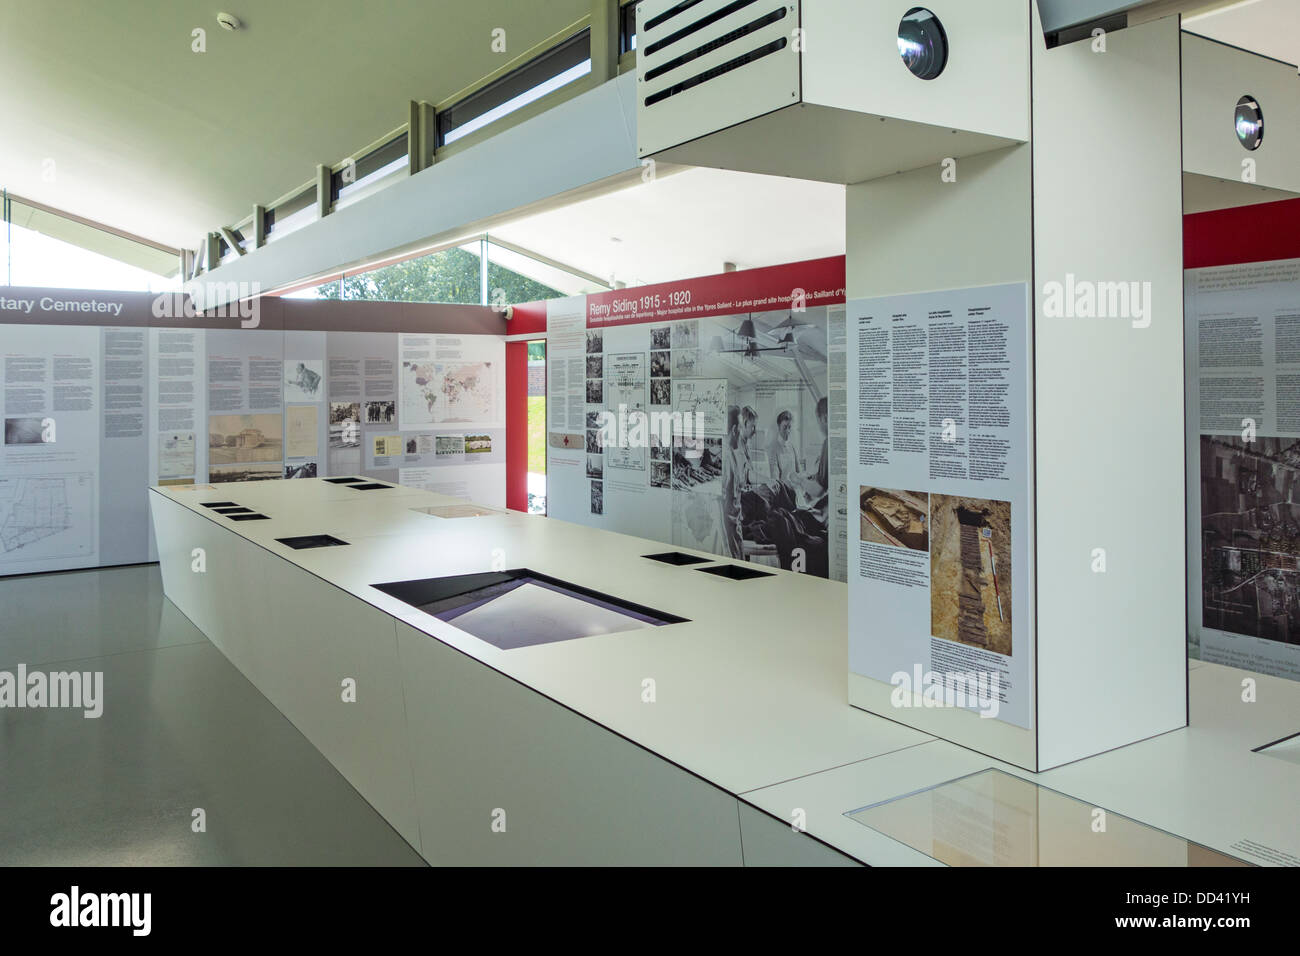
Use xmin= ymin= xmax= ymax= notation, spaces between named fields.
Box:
xmin=846 ymin=283 xmax=1033 ymax=728
xmin=1187 ymin=257 xmax=1300 ymax=681
xmin=545 ymin=259 xmax=848 ymax=580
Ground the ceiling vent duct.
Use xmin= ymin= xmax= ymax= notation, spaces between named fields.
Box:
xmin=636 ymin=0 xmax=1032 ymax=185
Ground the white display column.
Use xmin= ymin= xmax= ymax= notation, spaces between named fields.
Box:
xmin=845 ymin=13 xmax=1188 ymax=770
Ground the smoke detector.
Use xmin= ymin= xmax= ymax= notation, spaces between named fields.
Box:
xmin=217 ymin=12 xmax=241 ymax=31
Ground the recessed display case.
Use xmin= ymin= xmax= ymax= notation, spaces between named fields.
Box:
xmin=411 ymin=504 xmax=504 ymax=518
xmin=374 ymin=569 xmax=687 ymax=650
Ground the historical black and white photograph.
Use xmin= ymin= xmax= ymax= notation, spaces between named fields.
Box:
xmin=672 ymin=319 xmax=699 ymax=349
xmin=587 ymin=454 xmax=604 ymax=479
xmin=585 ymin=428 xmax=602 ymax=453
xmin=365 ymin=400 xmax=396 ymax=424
xmin=586 ymin=355 xmax=603 ymax=378
xmin=590 ymin=479 xmax=604 ymax=515
xmin=650 ymin=378 xmax=671 ymax=406
xmin=328 ymin=402 xmax=360 ymax=448
xmin=585 ymin=379 xmax=603 ymax=404
xmin=1202 ymin=435 xmax=1300 ymax=646
xmin=209 ymin=463 xmax=282 ymax=483
xmin=650 ymin=350 xmax=671 ymax=377
xmin=650 ymin=325 xmax=672 ymax=350
xmin=672 ymin=435 xmax=723 ymax=492
xmin=667 ymin=310 xmax=833 ymax=578
xmin=586 ymin=329 xmax=603 ymax=354
xmin=651 ymin=461 xmax=671 ymax=488
xmin=4 ymin=417 xmax=51 ymax=444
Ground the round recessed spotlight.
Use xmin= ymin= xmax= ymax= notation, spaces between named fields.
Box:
xmin=897 ymin=7 xmax=948 ymax=81
xmin=1234 ymin=95 xmax=1263 ymax=150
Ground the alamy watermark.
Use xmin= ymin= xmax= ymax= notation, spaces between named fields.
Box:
xmin=1042 ymin=274 xmax=1152 ymax=328
xmin=0 ymin=664 xmax=103 ymax=718
xmin=890 ymin=664 xmax=1001 ymax=719
xmin=597 ymin=405 xmax=700 ymax=448
xmin=50 ymin=886 xmax=150 ymax=935
xmin=153 ymin=280 xmax=263 ymax=328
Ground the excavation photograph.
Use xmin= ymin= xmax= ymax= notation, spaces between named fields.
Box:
xmin=929 ymin=494 xmax=1012 ymax=656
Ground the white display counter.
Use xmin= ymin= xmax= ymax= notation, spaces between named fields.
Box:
xmin=149 ymin=479 xmax=1300 ymax=866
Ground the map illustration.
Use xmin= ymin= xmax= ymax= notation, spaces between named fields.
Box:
xmin=0 ymin=474 xmax=93 ymax=560
xmin=402 ymin=360 xmax=496 ymax=425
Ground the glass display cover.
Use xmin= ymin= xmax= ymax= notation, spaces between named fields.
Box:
xmin=846 ymin=769 xmax=1250 ymax=866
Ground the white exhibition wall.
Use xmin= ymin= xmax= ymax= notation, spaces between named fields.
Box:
xmin=0 ymin=288 xmax=506 ymax=576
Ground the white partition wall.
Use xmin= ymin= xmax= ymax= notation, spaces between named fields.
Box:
xmin=846 ymin=12 xmax=1187 ymax=771
xmin=843 ymin=146 xmax=1039 ymax=769
xmin=637 ymin=1 xmax=1190 ymax=771
xmin=852 ymin=11 xmax=1188 ymax=770
xmin=1030 ymin=13 xmax=1187 ymax=768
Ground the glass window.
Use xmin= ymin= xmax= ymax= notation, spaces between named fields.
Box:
xmin=486 ymin=240 xmax=601 ymax=303
xmin=315 ymin=243 xmax=483 ymax=304
xmin=1 ymin=220 xmax=179 ymax=292
xmin=281 ymin=278 xmax=340 ymax=300
xmin=438 ymin=30 xmax=592 ymax=146
xmin=265 ymin=186 xmax=317 ymax=242
xmin=620 ymin=0 xmax=641 ymax=54
xmin=335 ymin=134 xmax=409 ymax=208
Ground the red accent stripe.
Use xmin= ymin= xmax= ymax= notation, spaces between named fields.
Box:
xmin=586 ymin=255 xmax=846 ymax=328
xmin=505 ymin=340 xmax=530 ymax=513
xmin=1185 ymin=196 xmax=1300 ymax=269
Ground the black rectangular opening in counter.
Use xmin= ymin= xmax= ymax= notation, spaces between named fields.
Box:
xmin=350 ymin=483 xmax=394 ymax=491
xmin=374 ymin=568 xmax=688 ymax=650
xmin=643 ymin=551 xmax=710 ymax=566
xmin=323 ymin=477 xmax=366 ymax=484
xmin=200 ymin=501 xmax=239 ymax=508
xmin=276 ymin=534 xmax=349 ymax=550
xmin=228 ymin=513 xmax=270 ymax=521
xmin=697 ymin=564 xmax=774 ymax=580
xmin=213 ymin=507 xmax=253 ymax=514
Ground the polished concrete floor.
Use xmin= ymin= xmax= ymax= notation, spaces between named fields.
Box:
xmin=0 ymin=564 xmax=425 ymax=865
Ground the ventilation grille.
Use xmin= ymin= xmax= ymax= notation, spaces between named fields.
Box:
xmin=639 ymin=0 xmax=793 ymax=110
